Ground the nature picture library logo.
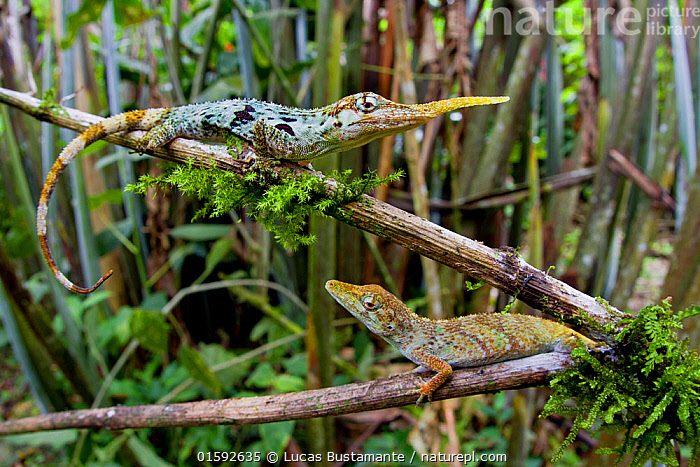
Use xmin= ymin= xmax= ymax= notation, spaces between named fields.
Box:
xmin=486 ymin=1 xmax=700 ymax=39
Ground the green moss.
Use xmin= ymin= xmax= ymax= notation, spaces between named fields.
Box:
xmin=225 ymin=133 xmax=246 ymax=158
xmin=543 ymin=299 xmax=700 ymax=466
xmin=38 ymin=89 xmax=68 ymax=117
xmin=127 ymin=159 xmax=403 ymax=250
xmin=464 ymin=280 xmax=484 ymax=292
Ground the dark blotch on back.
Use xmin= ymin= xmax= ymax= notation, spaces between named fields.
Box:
xmin=281 ymin=117 xmax=297 ymax=123
xmin=275 ymin=123 xmax=296 ymax=136
xmin=234 ymin=110 xmax=254 ymax=122
xmin=244 ymin=104 xmax=255 ymax=112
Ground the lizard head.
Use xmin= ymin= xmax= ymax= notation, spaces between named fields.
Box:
xmin=320 ymin=92 xmax=509 ymax=152
xmin=325 ymin=280 xmax=407 ymax=336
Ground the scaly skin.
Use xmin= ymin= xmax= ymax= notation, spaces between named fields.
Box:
xmin=325 ymin=280 xmax=600 ymax=405
xmin=39 ymin=92 xmax=508 ymax=294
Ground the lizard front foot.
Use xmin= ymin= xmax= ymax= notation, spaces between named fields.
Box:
xmin=416 ymin=384 xmax=433 ymax=407
xmin=245 ymin=155 xmax=281 ymax=183
xmin=415 ymin=383 xmax=434 ymax=406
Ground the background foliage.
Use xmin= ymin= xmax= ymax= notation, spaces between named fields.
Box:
xmin=0 ymin=0 xmax=699 ymax=464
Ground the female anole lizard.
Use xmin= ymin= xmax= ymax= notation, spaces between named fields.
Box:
xmin=325 ymin=280 xmax=600 ymax=404
xmin=38 ymin=92 xmax=508 ymax=294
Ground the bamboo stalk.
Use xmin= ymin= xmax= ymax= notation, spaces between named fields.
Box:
xmin=191 ymin=0 xmax=225 ymax=99
xmin=392 ymin=0 xmax=444 ymax=318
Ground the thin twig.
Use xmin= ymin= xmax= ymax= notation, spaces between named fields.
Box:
xmin=0 ymin=353 xmax=573 ymax=435
xmin=608 ymin=149 xmax=675 ymax=211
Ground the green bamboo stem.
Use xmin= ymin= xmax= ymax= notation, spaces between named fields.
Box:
xmin=392 ymin=0 xmax=444 ymax=318
xmin=230 ymin=0 xmax=298 ymax=105
xmin=191 ymin=0 xmax=225 ymax=99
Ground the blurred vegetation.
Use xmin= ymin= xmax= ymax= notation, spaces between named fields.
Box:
xmin=0 ymin=0 xmax=699 ymax=464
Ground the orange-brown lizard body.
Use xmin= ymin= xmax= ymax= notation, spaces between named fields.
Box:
xmin=325 ymin=280 xmax=600 ymax=404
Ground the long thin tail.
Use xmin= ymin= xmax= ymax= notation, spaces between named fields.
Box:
xmin=37 ymin=108 xmax=169 ymax=294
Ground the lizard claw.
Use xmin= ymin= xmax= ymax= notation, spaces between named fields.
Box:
xmin=247 ymin=155 xmax=280 ymax=182
xmin=415 ymin=382 xmax=433 ymax=406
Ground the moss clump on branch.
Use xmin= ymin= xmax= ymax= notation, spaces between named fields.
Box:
xmin=544 ymin=299 xmax=700 ymax=466
xmin=127 ymin=159 xmax=402 ymax=250
xmin=37 ymin=89 xmax=68 ymax=117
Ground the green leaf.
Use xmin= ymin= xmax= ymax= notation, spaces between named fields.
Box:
xmin=178 ymin=345 xmax=223 ymax=395
xmin=545 ymin=38 xmax=565 ymax=175
xmin=250 ymin=317 xmax=276 ymax=342
xmin=192 ymin=76 xmax=245 ymax=103
xmin=62 ymin=0 xmax=107 ymax=48
xmin=88 ymin=189 xmax=123 ymax=210
xmin=355 ymin=334 xmax=375 ymax=381
xmin=97 ymin=306 xmax=134 ymax=347
xmin=3 ymin=429 xmax=78 ymax=448
xmin=78 ymin=290 xmax=112 ymax=310
xmin=203 ymin=238 xmax=234 ymax=277
xmin=95 ymin=217 xmax=135 ymax=256
xmin=140 ymin=291 xmax=169 ymax=310
xmin=130 ymin=309 xmax=170 ymax=353
xmin=464 ymin=280 xmax=484 ymax=291
xmin=170 ymin=224 xmax=232 ymax=242
xmin=246 ymin=362 xmax=276 ymax=388
xmin=80 ymin=139 xmax=109 ymax=158
xmin=3 ymin=210 xmax=33 ymax=259
xmin=282 ymin=353 xmax=307 ymax=377
xmin=272 ymin=374 xmax=304 ymax=393
xmin=260 ymin=420 xmax=295 ymax=455
xmin=198 ymin=343 xmax=252 ymax=390
xmin=126 ymin=436 xmax=176 ymax=467
xmin=62 ymin=0 xmax=154 ymax=48
xmin=179 ymin=7 xmax=213 ymax=54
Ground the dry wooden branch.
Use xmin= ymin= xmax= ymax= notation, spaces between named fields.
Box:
xmin=608 ymin=149 xmax=676 ymax=212
xmin=0 ymin=87 xmax=626 ymax=434
xmin=0 ymin=353 xmax=572 ymax=434
xmin=0 ymin=88 xmax=628 ymax=333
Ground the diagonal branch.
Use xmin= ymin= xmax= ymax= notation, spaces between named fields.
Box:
xmin=0 ymin=352 xmax=572 ymax=434
xmin=0 ymin=86 xmax=629 ymax=337
xmin=0 ymin=87 xmax=627 ymax=433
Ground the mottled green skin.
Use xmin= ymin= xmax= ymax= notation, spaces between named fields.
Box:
xmin=143 ymin=93 xmax=509 ymax=161
xmin=325 ymin=280 xmax=599 ymax=404
xmin=38 ymin=92 xmax=508 ymax=294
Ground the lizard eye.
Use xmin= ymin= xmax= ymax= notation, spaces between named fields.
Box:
xmin=355 ymin=95 xmax=378 ymax=113
xmin=361 ymin=295 xmax=380 ymax=311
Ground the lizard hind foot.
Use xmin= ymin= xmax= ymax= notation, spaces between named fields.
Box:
xmin=140 ymin=122 xmax=180 ymax=152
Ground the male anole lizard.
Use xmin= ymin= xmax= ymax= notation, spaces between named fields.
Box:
xmin=38 ymin=92 xmax=508 ymax=294
xmin=325 ymin=280 xmax=600 ymax=404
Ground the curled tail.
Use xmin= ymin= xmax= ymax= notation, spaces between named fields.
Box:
xmin=37 ymin=108 xmax=170 ymax=294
